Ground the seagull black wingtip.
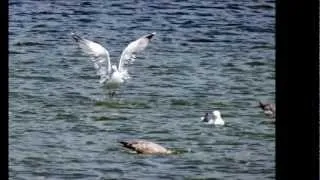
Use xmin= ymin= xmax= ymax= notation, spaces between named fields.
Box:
xmin=146 ymin=32 xmax=156 ymax=39
xmin=71 ymin=33 xmax=82 ymax=42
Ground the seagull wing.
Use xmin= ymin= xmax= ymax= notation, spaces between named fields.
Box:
xmin=117 ymin=32 xmax=156 ymax=76
xmin=201 ymin=113 xmax=211 ymax=122
xmin=71 ymin=33 xmax=111 ymax=83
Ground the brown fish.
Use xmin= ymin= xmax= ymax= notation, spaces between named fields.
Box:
xmin=119 ymin=139 xmax=173 ymax=154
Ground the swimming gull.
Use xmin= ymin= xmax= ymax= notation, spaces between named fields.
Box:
xmin=201 ymin=110 xmax=225 ymax=125
xmin=119 ymin=139 xmax=173 ymax=154
xmin=71 ymin=32 xmax=156 ymax=87
xmin=258 ymin=101 xmax=276 ymax=118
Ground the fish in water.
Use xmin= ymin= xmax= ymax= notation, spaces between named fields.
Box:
xmin=119 ymin=139 xmax=173 ymax=154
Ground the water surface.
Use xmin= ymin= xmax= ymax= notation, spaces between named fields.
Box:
xmin=9 ymin=0 xmax=275 ymax=179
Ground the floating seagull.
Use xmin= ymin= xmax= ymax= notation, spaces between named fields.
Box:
xmin=200 ymin=110 xmax=225 ymax=125
xmin=258 ymin=101 xmax=276 ymax=118
xmin=119 ymin=139 xmax=173 ymax=155
xmin=71 ymin=32 xmax=156 ymax=88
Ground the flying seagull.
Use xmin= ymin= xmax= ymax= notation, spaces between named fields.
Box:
xmin=71 ymin=32 xmax=156 ymax=88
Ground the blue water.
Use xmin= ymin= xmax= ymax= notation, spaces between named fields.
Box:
xmin=9 ymin=0 xmax=275 ymax=179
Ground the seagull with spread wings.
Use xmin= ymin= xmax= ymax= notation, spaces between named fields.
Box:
xmin=71 ymin=32 xmax=156 ymax=88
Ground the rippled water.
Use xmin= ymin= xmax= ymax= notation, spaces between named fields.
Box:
xmin=9 ymin=0 xmax=275 ymax=179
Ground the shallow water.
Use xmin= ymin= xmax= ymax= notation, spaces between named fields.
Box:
xmin=9 ymin=0 xmax=275 ymax=179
